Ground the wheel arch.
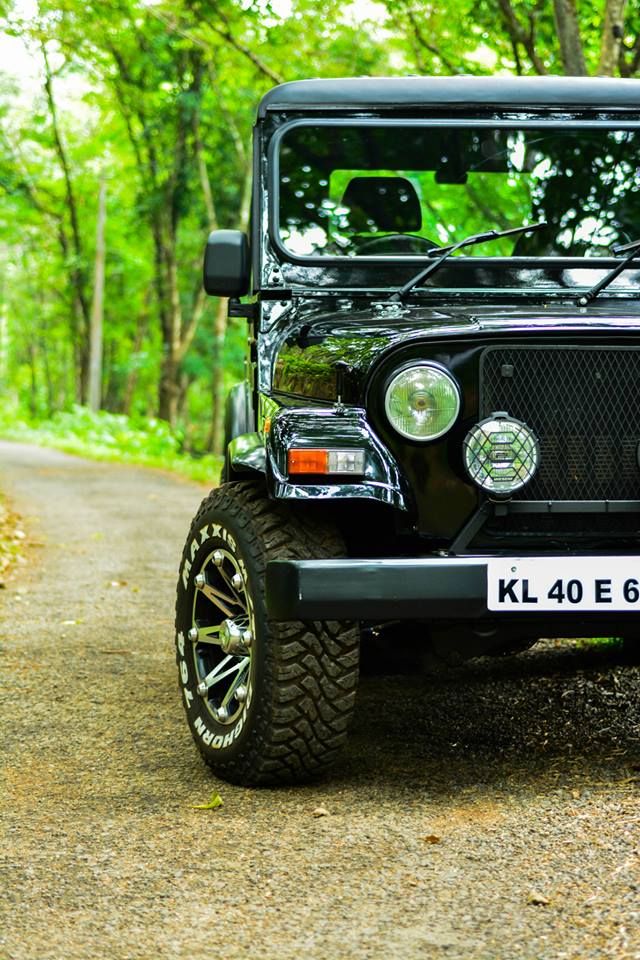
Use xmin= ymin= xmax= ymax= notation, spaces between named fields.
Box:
xmin=222 ymin=383 xmax=261 ymax=482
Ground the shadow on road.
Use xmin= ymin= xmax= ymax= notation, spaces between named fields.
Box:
xmin=337 ymin=638 xmax=640 ymax=796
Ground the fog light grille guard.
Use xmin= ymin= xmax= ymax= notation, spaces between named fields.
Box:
xmin=480 ymin=346 xmax=640 ymax=501
xmin=464 ymin=415 xmax=539 ymax=496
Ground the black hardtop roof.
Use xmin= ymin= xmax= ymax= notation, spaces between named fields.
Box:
xmin=258 ymin=75 xmax=640 ymax=118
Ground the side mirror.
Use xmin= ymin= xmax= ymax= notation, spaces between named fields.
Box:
xmin=203 ymin=229 xmax=250 ymax=297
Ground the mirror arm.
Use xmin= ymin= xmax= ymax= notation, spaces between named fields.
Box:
xmin=228 ymin=299 xmax=256 ymax=320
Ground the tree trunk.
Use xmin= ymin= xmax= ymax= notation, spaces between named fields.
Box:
xmin=176 ymin=370 xmax=192 ymax=425
xmin=598 ymin=0 xmax=628 ymax=75
xmin=42 ymin=47 xmax=91 ymax=399
xmin=41 ymin=344 xmax=54 ymax=416
xmin=28 ymin=342 xmax=38 ymax=418
xmin=158 ymin=355 xmax=180 ymax=424
xmin=122 ymin=291 xmax=151 ymax=415
xmin=158 ymin=239 xmax=183 ymax=426
xmin=553 ymin=0 xmax=588 ymax=75
xmin=88 ymin=176 xmax=107 ymax=411
xmin=0 ymin=300 xmax=7 ymax=394
xmin=38 ymin=303 xmax=54 ymax=415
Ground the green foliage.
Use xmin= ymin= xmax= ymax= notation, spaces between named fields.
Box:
xmin=579 ymin=636 xmax=624 ymax=651
xmin=0 ymin=404 xmax=222 ymax=482
xmin=192 ymin=791 xmax=224 ymax=810
xmin=382 ymin=0 xmax=640 ymax=78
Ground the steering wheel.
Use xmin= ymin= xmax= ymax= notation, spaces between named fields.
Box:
xmin=352 ymin=233 xmax=440 ymax=255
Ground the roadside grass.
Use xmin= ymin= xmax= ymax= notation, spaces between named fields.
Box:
xmin=576 ymin=636 xmax=624 ymax=651
xmin=0 ymin=405 xmax=222 ymax=485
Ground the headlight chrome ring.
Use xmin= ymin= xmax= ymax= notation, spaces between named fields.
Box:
xmin=384 ymin=362 xmax=461 ymax=441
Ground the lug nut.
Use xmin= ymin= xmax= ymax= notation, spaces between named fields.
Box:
xmin=235 ymin=685 xmax=248 ymax=703
xmin=231 ymin=573 xmax=243 ymax=590
xmin=217 ymin=706 xmax=230 ymax=723
xmin=194 ymin=573 xmax=206 ymax=589
xmin=242 ymin=629 xmax=253 ymax=647
xmin=188 ymin=627 xmax=199 ymax=642
xmin=213 ymin=550 xmax=224 ymax=567
xmin=197 ymin=680 xmax=208 ymax=696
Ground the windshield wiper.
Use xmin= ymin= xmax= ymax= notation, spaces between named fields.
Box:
xmin=389 ymin=220 xmax=548 ymax=302
xmin=578 ymin=238 xmax=640 ymax=306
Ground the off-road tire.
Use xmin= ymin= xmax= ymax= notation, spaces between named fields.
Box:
xmin=175 ymin=481 xmax=359 ymax=786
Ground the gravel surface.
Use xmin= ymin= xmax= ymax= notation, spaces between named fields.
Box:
xmin=0 ymin=439 xmax=639 ymax=960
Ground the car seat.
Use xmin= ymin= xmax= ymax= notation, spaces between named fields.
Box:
xmin=341 ymin=176 xmax=437 ymax=253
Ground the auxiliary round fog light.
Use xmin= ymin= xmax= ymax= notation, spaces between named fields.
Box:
xmin=463 ymin=414 xmax=539 ymax=497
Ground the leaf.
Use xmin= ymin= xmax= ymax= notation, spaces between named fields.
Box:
xmin=192 ymin=792 xmax=224 ymax=810
xmin=528 ymin=892 xmax=550 ymax=906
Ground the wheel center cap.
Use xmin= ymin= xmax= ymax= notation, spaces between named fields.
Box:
xmin=220 ymin=618 xmax=245 ymax=654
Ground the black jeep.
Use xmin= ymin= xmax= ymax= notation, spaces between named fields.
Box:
xmin=176 ymin=76 xmax=640 ymax=785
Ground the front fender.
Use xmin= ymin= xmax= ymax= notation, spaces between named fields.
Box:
xmin=228 ymin=432 xmax=266 ymax=474
xmin=265 ymin=406 xmax=411 ymax=511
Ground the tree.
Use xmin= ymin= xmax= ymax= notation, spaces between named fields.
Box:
xmin=88 ymin=173 xmax=106 ymax=411
xmin=383 ymin=0 xmax=640 ymax=78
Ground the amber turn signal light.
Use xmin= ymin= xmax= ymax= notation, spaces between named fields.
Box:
xmin=288 ymin=449 xmax=329 ymax=474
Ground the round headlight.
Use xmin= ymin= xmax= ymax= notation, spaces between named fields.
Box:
xmin=384 ymin=363 xmax=461 ymax=441
xmin=463 ymin=414 xmax=539 ymax=496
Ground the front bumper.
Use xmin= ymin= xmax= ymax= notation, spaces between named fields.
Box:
xmin=265 ymin=555 xmax=640 ymax=623
xmin=266 ymin=557 xmax=488 ymax=620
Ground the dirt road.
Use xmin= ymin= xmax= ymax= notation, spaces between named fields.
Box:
xmin=0 ymin=440 xmax=638 ymax=960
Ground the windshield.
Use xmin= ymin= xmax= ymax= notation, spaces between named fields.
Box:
xmin=276 ymin=124 xmax=640 ymax=260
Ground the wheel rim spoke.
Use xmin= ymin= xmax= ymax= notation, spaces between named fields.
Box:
xmin=199 ymin=654 xmax=233 ymax=689
xmin=200 ymin=655 xmax=249 ymax=692
xmin=200 ymin=583 xmax=242 ymax=618
xmin=220 ymin=659 xmax=250 ymax=707
xmin=216 ymin=565 xmax=246 ymax=604
xmin=196 ymin=624 xmax=223 ymax=644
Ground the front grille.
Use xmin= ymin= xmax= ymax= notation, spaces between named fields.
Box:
xmin=480 ymin=346 xmax=640 ymax=501
xmin=481 ymin=512 xmax=640 ymax=543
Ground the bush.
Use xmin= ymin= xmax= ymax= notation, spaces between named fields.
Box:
xmin=0 ymin=404 xmax=222 ymax=484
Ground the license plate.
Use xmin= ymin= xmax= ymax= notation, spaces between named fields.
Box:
xmin=487 ymin=557 xmax=640 ymax=612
